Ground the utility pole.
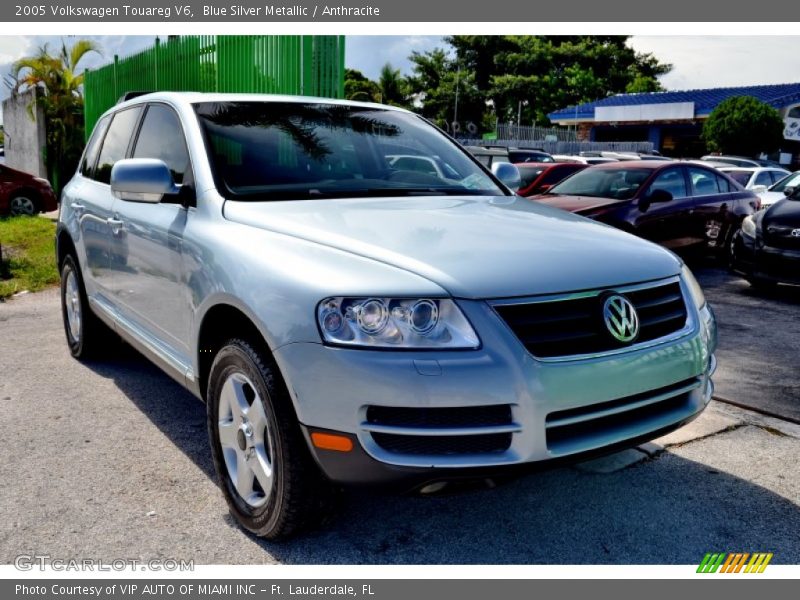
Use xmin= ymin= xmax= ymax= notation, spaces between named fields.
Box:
xmin=453 ymin=62 xmax=460 ymax=129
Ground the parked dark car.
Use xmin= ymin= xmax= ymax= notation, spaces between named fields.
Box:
xmin=731 ymin=187 xmax=800 ymax=288
xmin=516 ymin=162 xmax=588 ymax=197
xmin=533 ymin=161 xmax=758 ymax=254
xmin=0 ymin=164 xmax=58 ymax=216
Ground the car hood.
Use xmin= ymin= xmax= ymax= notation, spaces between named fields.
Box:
xmin=764 ymin=198 xmax=800 ymax=227
xmin=760 ymin=191 xmax=788 ymax=207
xmin=532 ymin=193 xmax=625 ymax=214
xmin=223 ymin=195 xmax=681 ymax=299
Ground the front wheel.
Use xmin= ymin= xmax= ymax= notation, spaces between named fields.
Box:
xmin=206 ymin=339 xmax=333 ymax=539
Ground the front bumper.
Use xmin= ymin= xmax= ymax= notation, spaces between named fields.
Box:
xmin=732 ymin=230 xmax=800 ymax=285
xmin=274 ymin=284 xmax=716 ymax=486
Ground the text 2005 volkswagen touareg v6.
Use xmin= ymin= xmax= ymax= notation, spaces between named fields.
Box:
xmin=57 ymin=92 xmax=717 ymax=539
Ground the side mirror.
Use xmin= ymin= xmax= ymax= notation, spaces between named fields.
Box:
xmin=111 ymin=159 xmax=179 ymax=203
xmin=491 ymin=162 xmax=521 ymax=192
xmin=647 ymin=188 xmax=673 ymax=203
xmin=784 ymin=186 xmax=797 ymax=198
xmin=751 ymin=184 xmax=768 ymax=194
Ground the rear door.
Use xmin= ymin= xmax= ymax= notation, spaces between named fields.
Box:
xmin=71 ymin=108 xmax=142 ymax=302
xmin=686 ymin=166 xmax=738 ymax=249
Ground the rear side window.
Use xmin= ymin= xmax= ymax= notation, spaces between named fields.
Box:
xmin=132 ymin=104 xmax=191 ymax=184
xmin=95 ymin=107 xmax=143 ymax=185
xmin=754 ymin=171 xmax=772 ymax=187
xmin=715 ymin=174 xmax=732 ymax=193
xmin=80 ymin=115 xmax=111 ymax=179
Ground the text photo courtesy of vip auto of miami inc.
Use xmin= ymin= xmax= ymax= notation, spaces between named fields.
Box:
xmin=0 ymin=32 xmax=799 ymax=574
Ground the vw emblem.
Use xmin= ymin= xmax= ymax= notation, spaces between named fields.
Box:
xmin=791 ymin=229 xmax=800 ymax=238
xmin=602 ymin=294 xmax=640 ymax=343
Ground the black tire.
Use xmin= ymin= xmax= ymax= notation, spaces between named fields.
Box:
xmin=206 ymin=338 xmax=334 ymax=539
xmin=59 ymin=254 xmax=113 ymax=359
xmin=719 ymin=224 xmax=738 ymax=267
xmin=8 ymin=193 xmax=39 ymax=216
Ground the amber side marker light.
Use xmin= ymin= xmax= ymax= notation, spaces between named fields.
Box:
xmin=311 ymin=432 xmax=354 ymax=452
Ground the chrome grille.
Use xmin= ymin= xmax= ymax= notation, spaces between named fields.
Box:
xmin=765 ymin=225 xmax=800 ymax=250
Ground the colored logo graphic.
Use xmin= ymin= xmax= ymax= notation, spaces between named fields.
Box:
xmin=697 ymin=552 xmax=773 ymax=573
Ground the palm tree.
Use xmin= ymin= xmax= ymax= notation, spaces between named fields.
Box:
xmin=377 ymin=63 xmax=408 ymax=107
xmin=11 ymin=39 xmax=100 ymax=192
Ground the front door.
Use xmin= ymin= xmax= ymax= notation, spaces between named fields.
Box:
xmin=109 ymin=103 xmax=194 ymax=359
xmin=634 ymin=166 xmax=696 ymax=248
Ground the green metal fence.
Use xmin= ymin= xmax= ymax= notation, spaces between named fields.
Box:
xmin=83 ymin=35 xmax=345 ymax=137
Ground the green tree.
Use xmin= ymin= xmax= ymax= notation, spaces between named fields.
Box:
xmin=344 ymin=68 xmax=380 ymax=102
xmin=406 ymin=48 xmax=486 ymax=133
xmin=11 ymin=39 xmax=100 ymax=192
xmin=702 ymin=96 xmax=785 ymax=156
xmin=446 ymin=35 xmax=671 ymax=126
xmin=377 ymin=63 xmax=410 ymax=107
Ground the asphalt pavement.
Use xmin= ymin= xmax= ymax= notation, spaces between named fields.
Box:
xmin=692 ymin=264 xmax=800 ymax=422
xmin=1 ymin=279 xmax=799 ymax=564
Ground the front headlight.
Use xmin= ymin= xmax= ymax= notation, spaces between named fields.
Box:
xmin=741 ymin=215 xmax=757 ymax=238
xmin=681 ymin=265 xmax=706 ymax=310
xmin=317 ymin=297 xmax=480 ymax=349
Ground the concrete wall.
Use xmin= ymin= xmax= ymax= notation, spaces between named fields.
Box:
xmin=2 ymin=88 xmax=47 ymax=178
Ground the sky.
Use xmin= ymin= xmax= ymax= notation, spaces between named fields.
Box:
xmin=1 ymin=35 xmax=799 ymax=120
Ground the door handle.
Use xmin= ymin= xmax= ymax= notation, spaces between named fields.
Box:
xmin=107 ymin=218 xmax=124 ymax=235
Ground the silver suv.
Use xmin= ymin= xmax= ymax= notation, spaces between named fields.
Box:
xmin=57 ymin=93 xmax=717 ymax=539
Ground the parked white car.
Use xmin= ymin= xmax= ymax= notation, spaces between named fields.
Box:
xmin=718 ymin=167 xmax=791 ymax=195
xmin=756 ymin=170 xmax=800 ymax=208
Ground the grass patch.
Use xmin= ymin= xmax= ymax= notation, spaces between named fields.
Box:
xmin=0 ymin=215 xmax=58 ymax=300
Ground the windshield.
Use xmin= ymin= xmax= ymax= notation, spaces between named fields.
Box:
xmin=770 ymin=172 xmax=800 ymax=192
xmin=548 ymin=167 xmax=652 ymax=200
xmin=194 ymin=102 xmax=504 ymax=200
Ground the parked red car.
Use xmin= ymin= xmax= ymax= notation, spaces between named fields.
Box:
xmin=0 ymin=164 xmax=57 ymax=216
xmin=516 ymin=162 xmax=588 ymax=197
xmin=533 ymin=161 xmax=758 ymax=255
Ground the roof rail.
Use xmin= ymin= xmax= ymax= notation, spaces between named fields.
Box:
xmin=117 ymin=91 xmax=156 ymax=103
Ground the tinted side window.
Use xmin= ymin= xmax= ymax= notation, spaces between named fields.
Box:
xmin=132 ymin=105 xmax=190 ymax=184
xmin=770 ymin=171 xmax=787 ymax=184
xmin=541 ymin=166 xmax=579 ymax=185
xmin=687 ymin=167 xmax=720 ymax=196
xmin=754 ymin=171 xmax=772 ymax=187
xmin=80 ymin=115 xmax=111 ymax=179
xmin=715 ymin=174 xmax=732 ymax=193
xmin=95 ymin=107 xmax=142 ymax=185
xmin=648 ymin=168 xmax=688 ymax=199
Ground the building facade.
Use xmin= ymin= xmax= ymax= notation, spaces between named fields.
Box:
xmin=549 ymin=83 xmax=800 ymax=163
